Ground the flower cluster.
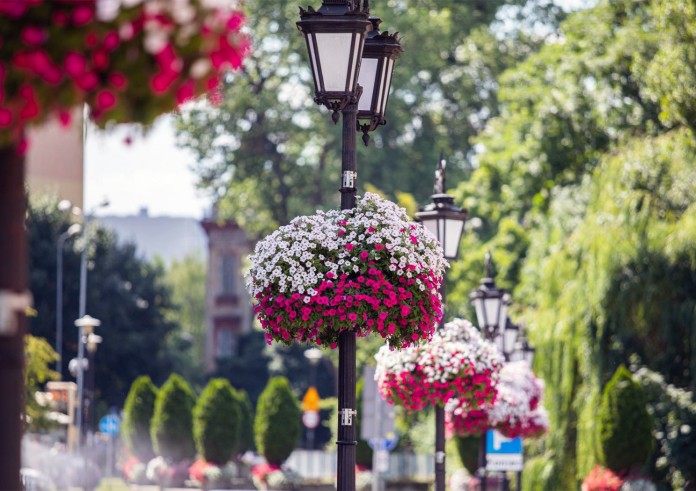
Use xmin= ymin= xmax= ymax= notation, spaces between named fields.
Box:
xmin=446 ymin=360 xmax=549 ymax=439
xmin=245 ymin=193 xmax=448 ymax=349
xmin=374 ymin=319 xmax=504 ymax=411
xmin=252 ymin=463 xmax=301 ymax=490
xmin=0 ymin=0 xmax=249 ymax=144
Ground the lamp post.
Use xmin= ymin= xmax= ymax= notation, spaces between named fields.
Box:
xmin=297 ymin=2 xmax=401 ymax=489
xmin=74 ymin=314 xmax=101 ymax=452
xmin=415 ymin=154 xmax=467 ymax=491
xmin=56 ymin=223 xmax=82 ymax=377
xmin=84 ymin=332 xmax=102 ymax=447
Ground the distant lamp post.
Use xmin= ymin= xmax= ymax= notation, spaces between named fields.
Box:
xmin=297 ymin=2 xmax=401 ymax=490
xmin=56 ymin=223 xmax=82 ymax=377
xmin=470 ymin=253 xmax=511 ymax=339
xmin=357 ymin=16 xmax=402 ymax=145
xmin=415 ymin=153 xmax=467 ymax=491
xmin=74 ymin=314 xmax=101 ymax=451
xmin=84 ymin=332 xmax=102 ymax=444
xmin=415 ymin=155 xmax=468 ymax=259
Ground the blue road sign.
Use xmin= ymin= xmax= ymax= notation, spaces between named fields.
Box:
xmin=99 ymin=414 xmax=120 ymax=436
xmin=486 ymin=430 xmax=523 ymax=471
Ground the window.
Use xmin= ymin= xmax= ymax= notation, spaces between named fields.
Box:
xmin=216 ymin=329 xmax=237 ymax=358
xmin=221 ymin=255 xmax=236 ymax=295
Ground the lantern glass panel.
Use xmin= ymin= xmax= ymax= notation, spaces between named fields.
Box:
xmin=358 ymin=57 xmax=378 ymax=112
xmin=379 ymin=57 xmax=394 ymax=114
xmin=483 ymin=296 xmax=501 ymax=331
xmin=421 ymin=217 xmax=440 ymax=242
xmin=503 ymin=325 xmax=518 ymax=354
xmin=315 ymin=32 xmax=357 ymax=92
xmin=444 ymin=218 xmax=465 ymax=258
xmin=307 ymin=37 xmax=321 ymax=88
xmin=498 ymin=294 xmax=510 ymax=332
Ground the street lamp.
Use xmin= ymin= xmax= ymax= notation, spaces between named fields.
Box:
xmin=357 ymin=16 xmax=402 ymax=145
xmin=297 ymin=2 xmax=401 ymax=489
xmin=74 ymin=314 xmax=101 ymax=451
xmin=470 ymin=252 xmax=511 ymax=339
xmin=415 ymin=154 xmax=467 ymax=491
xmin=84 ymin=332 xmax=103 ymax=446
xmin=56 ymin=223 xmax=82 ymax=377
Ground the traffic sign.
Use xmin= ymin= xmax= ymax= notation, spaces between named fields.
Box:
xmin=99 ymin=414 xmax=120 ymax=436
xmin=302 ymin=410 xmax=320 ymax=429
xmin=486 ymin=430 xmax=523 ymax=471
xmin=361 ymin=366 xmax=395 ymax=441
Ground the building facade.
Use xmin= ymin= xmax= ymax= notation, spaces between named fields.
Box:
xmin=201 ymin=219 xmax=253 ymax=371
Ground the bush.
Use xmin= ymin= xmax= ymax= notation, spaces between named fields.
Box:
xmin=193 ymin=378 xmax=241 ymax=465
xmin=150 ymin=374 xmax=197 ymax=462
xmin=598 ymin=366 xmax=653 ymax=473
xmin=454 ymin=435 xmax=479 ymax=475
xmin=122 ymin=375 xmax=158 ymax=461
xmin=254 ymin=377 xmax=301 ymax=466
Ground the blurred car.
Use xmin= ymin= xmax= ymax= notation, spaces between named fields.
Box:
xmin=20 ymin=468 xmax=56 ymax=491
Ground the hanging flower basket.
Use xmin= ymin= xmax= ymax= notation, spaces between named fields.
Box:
xmin=245 ymin=193 xmax=448 ymax=349
xmin=446 ymin=360 xmax=550 ymax=439
xmin=0 ymin=0 xmax=250 ymax=145
xmin=374 ymin=318 xmax=504 ymax=411
xmin=246 ymin=193 xmax=448 ymax=349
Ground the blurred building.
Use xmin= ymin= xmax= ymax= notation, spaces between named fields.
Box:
xmin=96 ymin=207 xmax=207 ymax=264
xmin=26 ymin=109 xmax=84 ymax=207
xmin=201 ymin=218 xmax=253 ymax=371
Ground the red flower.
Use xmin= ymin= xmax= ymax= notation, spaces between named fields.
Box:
xmin=95 ymin=90 xmax=116 ymax=111
xmin=21 ymin=26 xmax=46 ymax=46
xmin=72 ymin=5 xmax=95 ymax=26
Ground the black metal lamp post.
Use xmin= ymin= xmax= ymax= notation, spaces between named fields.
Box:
xmin=415 ymin=154 xmax=467 ymax=491
xmin=297 ymin=2 xmax=400 ymax=490
xmin=469 ymin=255 xmax=510 ymax=491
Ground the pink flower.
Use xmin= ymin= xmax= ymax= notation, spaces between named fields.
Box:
xmin=21 ymin=26 xmax=46 ymax=46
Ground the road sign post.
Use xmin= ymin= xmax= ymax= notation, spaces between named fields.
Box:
xmin=485 ymin=430 xmax=523 ymax=472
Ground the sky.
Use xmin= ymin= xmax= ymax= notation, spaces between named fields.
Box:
xmin=84 ymin=115 xmax=210 ymax=218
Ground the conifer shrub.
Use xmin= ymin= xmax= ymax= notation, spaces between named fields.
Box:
xmin=122 ymin=375 xmax=158 ymax=461
xmin=254 ymin=377 xmax=301 ymax=465
xmin=454 ymin=435 xmax=479 ymax=475
xmin=193 ymin=378 xmax=241 ymax=465
xmin=598 ymin=366 xmax=653 ymax=472
xmin=150 ymin=374 xmax=197 ymax=462
xmin=355 ymin=377 xmax=373 ymax=468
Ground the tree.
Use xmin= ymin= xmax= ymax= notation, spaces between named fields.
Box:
xmin=175 ymin=0 xmax=561 ymax=234
xmin=193 ymin=378 xmax=241 ymax=465
xmin=27 ymin=197 xmax=186 ymax=408
xmin=24 ymin=335 xmax=59 ymax=432
xmin=150 ymin=374 xmax=196 ymax=462
xmin=254 ymin=377 xmax=301 ymax=466
xmin=122 ymin=376 xmax=158 ymax=461
xmin=598 ymin=366 xmax=653 ymax=473
xmin=163 ymin=253 xmax=207 ymax=379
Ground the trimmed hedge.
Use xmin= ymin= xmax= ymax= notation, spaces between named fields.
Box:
xmin=193 ymin=378 xmax=241 ymax=465
xmin=254 ymin=377 xmax=301 ymax=465
xmin=598 ymin=366 xmax=653 ymax=472
xmin=150 ymin=374 xmax=197 ymax=462
xmin=122 ymin=376 xmax=158 ymax=461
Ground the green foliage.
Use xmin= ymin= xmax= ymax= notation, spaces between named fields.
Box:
xmin=163 ymin=253 xmax=206 ymax=380
xmin=27 ymin=196 xmax=184 ymax=408
xmin=193 ymin=378 xmax=241 ymax=465
xmin=24 ymin=335 xmax=59 ymax=432
xmin=122 ymin=376 xmax=158 ymax=461
xmin=598 ymin=366 xmax=653 ymax=472
xmin=355 ymin=377 xmax=373 ymax=468
xmin=254 ymin=377 xmax=301 ymax=465
xmin=633 ymin=367 xmax=696 ymax=490
xmin=150 ymin=374 xmax=196 ymax=462
xmin=213 ymin=330 xmax=270 ymax=406
xmin=454 ymin=436 xmax=479 ymax=475
xmin=522 ymin=456 xmax=555 ymax=491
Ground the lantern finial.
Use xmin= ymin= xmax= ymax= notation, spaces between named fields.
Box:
xmin=433 ymin=152 xmax=446 ymax=194
xmin=484 ymin=251 xmax=493 ymax=278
